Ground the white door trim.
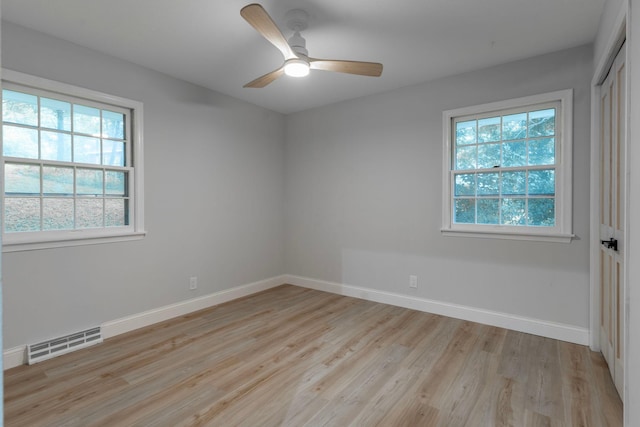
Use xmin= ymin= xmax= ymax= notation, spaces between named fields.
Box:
xmin=589 ymin=1 xmax=628 ymax=353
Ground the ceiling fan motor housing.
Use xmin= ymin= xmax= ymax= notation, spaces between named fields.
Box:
xmin=288 ymin=32 xmax=308 ymax=57
xmin=285 ymin=9 xmax=310 ymax=57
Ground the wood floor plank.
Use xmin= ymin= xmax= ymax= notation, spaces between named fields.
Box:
xmin=466 ymin=376 xmax=517 ymax=427
xmin=524 ymin=337 xmax=564 ymax=421
xmin=4 ymin=285 xmax=623 ymax=426
xmin=303 ymin=344 xmax=411 ymax=426
xmin=414 ymin=320 xmax=483 ymax=406
xmin=347 ymin=366 xmax=424 ymax=426
xmin=435 ymin=344 xmax=499 ymax=425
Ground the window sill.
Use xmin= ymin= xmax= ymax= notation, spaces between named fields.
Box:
xmin=441 ymin=228 xmax=574 ymax=243
xmin=2 ymin=230 xmax=147 ymax=253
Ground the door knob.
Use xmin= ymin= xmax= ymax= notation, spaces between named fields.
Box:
xmin=601 ymin=238 xmax=618 ymax=251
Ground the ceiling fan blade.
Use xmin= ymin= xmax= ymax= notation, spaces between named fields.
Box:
xmin=243 ymin=66 xmax=285 ymax=88
xmin=309 ymin=59 xmax=383 ymax=77
xmin=241 ymin=4 xmax=297 ymax=60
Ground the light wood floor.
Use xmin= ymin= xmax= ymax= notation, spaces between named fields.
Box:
xmin=5 ymin=285 xmax=622 ymax=426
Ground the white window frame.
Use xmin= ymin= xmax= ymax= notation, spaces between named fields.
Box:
xmin=2 ymin=69 xmax=145 ymax=252
xmin=441 ymin=89 xmax=574 ymax=243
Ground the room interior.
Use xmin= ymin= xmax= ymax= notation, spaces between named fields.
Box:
xmin=1 ymin=0 xmax=639 ymax=425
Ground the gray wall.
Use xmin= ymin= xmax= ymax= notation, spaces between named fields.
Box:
xmin=594 ymin=0 xmax=624 ymax=70
xmin=1 ymin=22 xmax=285 ymax=349
xmin=284 ymin=45 xmax=593 ymax=328
xmin=1 ymin=21 xmax=595 ymax=351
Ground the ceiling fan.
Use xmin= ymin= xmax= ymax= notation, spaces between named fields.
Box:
xmin=240 ymin=3 xmax=383 ymax=88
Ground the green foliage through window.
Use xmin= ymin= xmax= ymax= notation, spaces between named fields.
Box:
xmin=453 ymin=107 xmax=557 ymax=227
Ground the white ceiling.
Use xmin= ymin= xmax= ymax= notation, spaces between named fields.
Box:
xmin=2 ymin=0 xmax=605 ymax=114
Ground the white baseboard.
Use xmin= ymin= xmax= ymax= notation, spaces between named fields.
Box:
xmin=102 ymin=275 xmax=286 ymax=339
xmin=3 ymin=275 xmax=286 ymax=370
xmin=4 ymin=273 xmax=589 ymax=370
xmin=4 ymin=346 xmax=27 ymax=370
xmin=283 ymin=274 xmax=590 ymax=345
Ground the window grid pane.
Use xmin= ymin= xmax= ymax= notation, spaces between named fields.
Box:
xmin=454 ymin=108 xmax=556 ymax=172
xmin=452 ymin=104 xmax=557 ymax=228
xmin=4 ymin=198 xmax=41 ymax=232
xmin=452 ymin=168 xmax=556 ymax=227
xmin=2 ymin=87 xmax=131 ymax=234
xmin=4 ymin=162 xmax=130 ymax=233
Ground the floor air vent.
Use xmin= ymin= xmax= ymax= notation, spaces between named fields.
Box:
xmin=27 ymin=327 xmax=103 ymax=365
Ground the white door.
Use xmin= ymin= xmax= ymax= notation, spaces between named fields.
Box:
xmin=599 ymin=42 xmax=625 ymax=398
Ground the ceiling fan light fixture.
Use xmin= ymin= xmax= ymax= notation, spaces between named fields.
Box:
xmin=284 ymin=58 xmax=310 ymax=77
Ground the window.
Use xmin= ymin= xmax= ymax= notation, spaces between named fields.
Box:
xmin=2 ymin=70 xmax=145 ymax=251
xmin=441 ymin=90 xmax=573 ymax=242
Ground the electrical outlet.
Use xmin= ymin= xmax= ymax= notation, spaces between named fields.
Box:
xmin=409 ymin=275 xmax=418 ymax=288
xmin=189 ymin=276 xmax=198 ymax=290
